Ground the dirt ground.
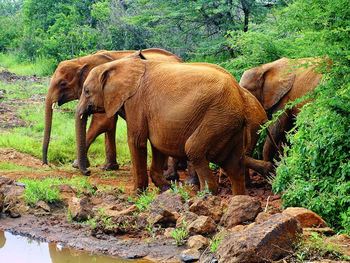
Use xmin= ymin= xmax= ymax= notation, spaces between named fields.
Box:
xmin=0 ymin=147 xmax=281 ymax=210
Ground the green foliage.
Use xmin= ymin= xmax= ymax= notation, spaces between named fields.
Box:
xmin=209 ymin=232 xmax=225 ymax=253
xmin=0 ymin=162 xmax=32 ymax=172
xmin=295 ymin=233 xmax=349 ymax=261
xmin=0 ymin=53 xmax=56 ymax=76
xmin=227 ymin=0 xmax=350 ymax=233
xmin=19 ymin=177 xmax=63 ymax=205
xmin=18 ymin=176 xmax=97 ymax=205
xmin=170 ymin=181 xmax=193 ymax=201
xmin=130 ymin=187 xmax=159 ymax=212
xmin=171 ymin=220 xmax=189 ymax=246
xmin=196 ymin=182 xmax=211 ymax=198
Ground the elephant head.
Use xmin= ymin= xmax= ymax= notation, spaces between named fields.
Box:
xmin=75 ymin=52 xmax=146 ymax=175
xmin=239 ymin=58 xmax=296 ymax=110
xmin=42 ymin=52 xmax=115 ymax=165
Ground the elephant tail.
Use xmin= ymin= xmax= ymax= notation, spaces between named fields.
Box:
xmin=241 ymin=119 xmax=251 ymax=166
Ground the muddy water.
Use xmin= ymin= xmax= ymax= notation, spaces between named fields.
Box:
xmin=0 ymin=231 xmax=152 ymax=263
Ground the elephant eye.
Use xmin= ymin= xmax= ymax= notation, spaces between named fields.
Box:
xmin=59 ymin=81 xmax=67 ymax=88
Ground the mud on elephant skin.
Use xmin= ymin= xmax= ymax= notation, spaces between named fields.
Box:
xmin=75 ymin=51 xmax=273 ymax=195
xmin=42 ymin=48 xmax=183 ymax=171
xmin=239 ymin=57 xmax=322 ymax=162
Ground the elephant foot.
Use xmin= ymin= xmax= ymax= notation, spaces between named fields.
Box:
xmin=185 ymin=175 xmax=200 ymax=186
xmin=72 ymin=159 xmax=90 ymax=169
xmin=101 ymin=161 xmax=119 ymax=171
xmin=81 ymin=169 xmax=91 ymax=176
xmin=164 ymin=170 xmax=180 ymax=181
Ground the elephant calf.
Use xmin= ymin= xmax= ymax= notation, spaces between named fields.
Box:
xmin=75 ymin=52 xmax=273 ymax=195
xmin=240 ymin=57 xmax=322 ymax=162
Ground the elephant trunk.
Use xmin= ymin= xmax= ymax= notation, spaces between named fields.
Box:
xmin=75 ymin=104 xmax=90 ymax=176
xmin=42 ymin=96 xmax=54 ymax=165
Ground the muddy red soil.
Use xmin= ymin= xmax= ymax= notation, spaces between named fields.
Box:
xmin=0 ymin=147 xmax=281 ymax=211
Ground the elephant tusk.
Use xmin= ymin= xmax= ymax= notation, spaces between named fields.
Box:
xmin=51 ymin=102 xmax=56 ymax=109
xmin=80 ymin=114 xmax=84 ymax=120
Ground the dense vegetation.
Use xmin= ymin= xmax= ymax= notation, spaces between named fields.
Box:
xmin=0 ymin=0 xmax=349 ymax=233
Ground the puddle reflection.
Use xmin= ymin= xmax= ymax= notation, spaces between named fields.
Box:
xmin=0 ymin=231 xmax=151 ymax=263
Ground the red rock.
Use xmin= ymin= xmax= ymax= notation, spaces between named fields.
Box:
xmin=187 ymin=216 xmax=216 ymax=235
xmin=219 ymin=195 xmax=262 ymax=228
xmin=282 ymin=207 xmax=327 ymax=228
xmin=188 ymin=195 xmax=224 ymax=222
xmin=212 ymin=213 xmax=302 ymax=263
xmin=187 ymin=235 xmax=209 ymax=249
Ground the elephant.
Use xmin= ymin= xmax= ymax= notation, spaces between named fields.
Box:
xmin=239 ymin=57 xmax=322 ymax=162
xmin=42 ymin=48 xmax=183 ymax=171
xmin=75 ymin=52 xmax=273 ymax=195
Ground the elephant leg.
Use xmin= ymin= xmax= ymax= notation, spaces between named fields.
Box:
xmin=101 ymin=117 xmax=119 ymax=171
xmin=128 ymin=136 xmax=148 ymax=193
xmin=150 ymin=146 xmax=171 ymax=191
xmin=164 ymin=157 xmax=180 ymax=181
xmin=185 ymin=134 xmax=218 ymax=194
xmin=244 ymin=156 xmax=274 ymax=177
xmin=263 ymin=111 xmax=290 ymax=162
xmin=221 ymin=133 xmax=247 ymax=196
xmin=184 ymin=161 xmax=200 ymax=186
xmin=191 ymin=161 xmax=218 ymax=195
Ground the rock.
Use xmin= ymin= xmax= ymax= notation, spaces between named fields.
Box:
xmin=180 ymin=248 xmax=200 ymax=263
xmin=0 ymin=176 xmax=13 ymax=187
xmin=187 ymin=216 xmax=216 ymax=235
xmin=187 ymin=235 xmax=209 ymax=250
xmin=303 ymin=227 xmax=335 ymax=236
xmin=230 ymin=222 xmax=256 ymax=232
xmin=52 ymin=184 xmax=76 ymax=206
xmin=148 ymin=190 xmax=185 ymax=226
xmin=8 ymin=207 xmax=21 ymax=218
xmin=327 ymin=234 xmax=350 ymax=257
xmin=214 ymin=213 xmax=302 ymax=263
xmin=0 ymin=191 xmax=4 ymax=212
xmin=306 ymin=261 xmax=349 ymax=263
xmin=68 ymin=197 xmax=93 ymax=222
xmin=189 ymin=195 xmax=224 ymax=222
xmin=1 ymin=183 xmax=25 ymax=215
xmin=176 ymin=212 xmax=198 ymax=229
xmin=105 ymin=204 xmax=138 ymax=218
xmin=282 ymin=207 xmax=327 ymax=228
xmin=255 ymin=212 xmax=271 ymax=224
xmin=164 ymin=227 xmax=175 ymax=238
xmin=36 ymin=200 xmax=51 ymax=212
xmin=219 ymin=195 xmax=262 ymax=229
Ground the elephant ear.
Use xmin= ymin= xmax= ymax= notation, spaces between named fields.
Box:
xmin=101 ymin=56 xmax=145 ymax=118
xmin=262 ymin=63 xmax=296 ymax=110
xmin=78 ymin=64 xmax=90 ymax=87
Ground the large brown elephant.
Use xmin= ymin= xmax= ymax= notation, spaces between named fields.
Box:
xmin=239 ymin=57 xmax=322 ymax=162
xmin=42 ymin=48 xmax=182 ymax=170
xmin=75 ymin=52 xmax=273 ymax=195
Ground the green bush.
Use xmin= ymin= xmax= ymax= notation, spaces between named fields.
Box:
xmin=273 ymin=83 xmax=350 ymax=233
xmin=19 ymin=177 xmax=63 ymax=205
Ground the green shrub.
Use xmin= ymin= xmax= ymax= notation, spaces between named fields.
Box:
xmin=130 ymin=187 xmax=159 ymax=211
xmin=170 ymin=181 xmax=193 ymax=201
xmin=19 ymin=177 xmax=63 ymax=205
xmin=273 ymin=83 xmax=350 ymax=233
xmin=171 ymin=220 xmax=189 ymax=246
